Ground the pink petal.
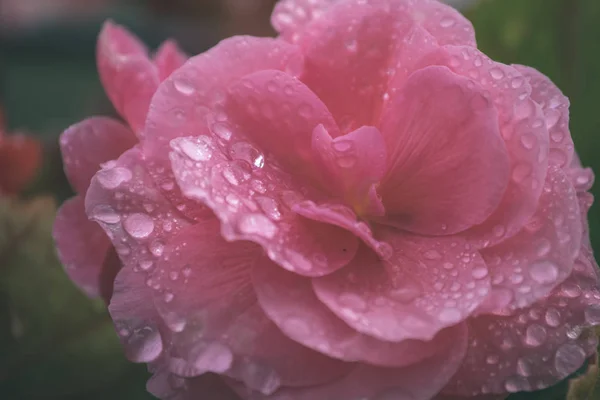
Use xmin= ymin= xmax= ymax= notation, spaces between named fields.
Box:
xmin=378 ymin=65 xmax=510 ymax=235
xmin=85 ymin=147 xmax=190 ymax=273
xmin=109 ymin=265 xmax=164 ymax=363
xmin=233 ymin=323 xmax=468 ymax=400
xmin=434 ymin=396 xmax=506 ymax=400
xmin=97 ymin=21 xmax=160 ymax=134
xmin=154 ymin=40 xmax=188 ymax=81
xmin=148 ymin=369 xmax=241 ymax=400
xmin=225 ymin=69 xmax=340 ymax=178
xmin=169 ymin=135 xmax=359 ymax=277
xmin=478 ymin=166 xmax=582 ymax=313
xmin=148 ymin=221 xmax=351 ymax=392
xmin=59 ymin=117 xmax=137 ymax=193
xmin=143 ymin=36 xmax=303 ymax=220
xmin=296 ymin=0 xmax=402 ymax=132
xmin=313 ymin=233 xmax=491 ymax=342
xmin=253 ymin=260 xmax=461 ymax=368
xmin=312 ymin=125 xmax=387 ymax=216
xmin=53 ymin=196 xmax=111 ymax=297
xmin=514 ymin=65 xmax=574 ymax=168
xmin=422 ymin=46 xmax=550 ymax=246
xmin=442 ymin=266 xmax=600 ymax=397
xmin=406 ymin=0 xmax=477 ymax=47
xmin=271 ymin=0 xmax=338 ymax=43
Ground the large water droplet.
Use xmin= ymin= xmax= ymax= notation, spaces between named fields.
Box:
xmin=489 ymin=68 xmax=505 ymax=80
xmin=423 ymin=250 xmax=442 ymax=260
xmin=438 ymin=308 xmax=462 ymax=323
xmin=517 ymin=357 xmax=533 ymax=377
xmin=238 ymin=214 xmax=277 ymax=239
xmin=554 ymin=343 xmax=586 ymax=376
xmin=173 ymin=78 xmax=196 ymax=96
xmin=124 ymin=325 xmax=163 ymax=362
xmin=545 ymin=308 xmax=561 ymax=327
xmin=179 ymin=137 xmax=212 ymax=161
xmin=211 ymin=123 xmax=233 ymax=141
xmin=90 ymin=205 xmax=121 ymax=224
xmin=535 ymin=239 xmax=551 ymax=257
xmin=584 ymin=304 xmax=600 ymax=325
xmin=524 ymin=324 xmax=547 ymax=347
xmin=124 ymin=213 xmax=155 ymax=239
xmin=97 ymin=167 xmax=132 ymax=189
xmin=222 ymin=161 xmax=251 ymax=185
xmin=472 ymin=267 xmax=489 ymax=279
xmin=332 ymin=140 xmax=353 ymax=153
xmin=230 ymin=142 xmax=265 ymax=169
xmin=192 ymin=343 xmax=233 ymax=373
xmin=284 ymin=249 xmax=313 ymax=272
xmin=440 ymin=17 xmax=456 ymax=28
xmin=529 ymin=261 xmax=559 ymax=284
xmin=283 ymin=316 xmax=311 ymax=337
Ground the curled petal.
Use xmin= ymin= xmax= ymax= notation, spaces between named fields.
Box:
xmin=479 ymin=166 xmax=582 ymax=313
xmin=253 ymin=260 xmax=460 ymax=367
xmin=233 ymin=323 xmax=468 ymax=400
xmin=169 ymin=135 xmax=358 ymax=277
xmin=313 ymin=234 xmax=491 ymax=342
xmin=379 ymin=65 xmax=510 ymax=235
xmin=143 ymin=36 xmax=303 ymax=220
xmin=443 ymin=266 xmax=600 ymax=397
xmin=422 ymin=45 xmax=550 ymax=246
xmin=60 ymin=117 xmax=137 ymax=193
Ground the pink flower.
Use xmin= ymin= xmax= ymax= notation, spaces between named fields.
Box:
xmin=53 ymin=22 xmax=186 ymax=299
xmin=53 ymin=1 xmax=600 ymax=399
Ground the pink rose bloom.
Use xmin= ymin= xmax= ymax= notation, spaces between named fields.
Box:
xmin=54 ymin=1 xmax=600 ymax=399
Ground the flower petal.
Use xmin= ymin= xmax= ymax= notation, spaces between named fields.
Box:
xmin=60 ymin=117 xmax=137 ymax=193
xmin=154 ymin=40 xmax=188 ymax=81
xmin=295 ymin=0 xmax=403 ymax=132
xmin=53 ymin=196 xmax=112 ymax=297
xmin=109 ymin=265 xmax=164 ymax=363
xmin=169 ymin=135 xmax=358 ymax=277
xmin=479 ymin=166 xmax=582 ymax=313
xmin=143 ymin=36 xmax=303 ymax=220
xmin=225 ymin=69 xmax=340 ymax=177
xmin=253 ymin=259 xmax=460 ymax=368
xmin=514 ymin=65 xmax=574 ymax=168
xmin=312 ymin=125 xmax=387 ymax=215
xmin=313 ymin=233 xmax=491 ymax=342
xmin=233 ymin=323 xmax=468 ymax=400
xmin=85 ymin=147 xmax=190 ymax=272
xmin=148 ymin=221 xmax=351 ymax=392
xmin=422 ymin=46 xmax=550 ymax=246
xmin=442 ymin=264 xmax=600 ymax=397
xmin=379 ymin=65 xmax=510 ymax=236
xmin=271 ymin=0 xmax=337 ymax=43
xmin=97 ymin=21 xmax=160 ymax=134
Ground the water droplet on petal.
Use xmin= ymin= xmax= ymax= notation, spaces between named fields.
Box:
xmin=584 ymin=304 xmax=600 ymax=325
xmin=472 ymin=267 xmax=489 ymax=279
xmin=529 ymin=261 xmax=559 ymax=284
xmin=91 ymin=205 xmax=121 ymax=224
xmin=423 ymin=250 xmax=442 ymax=260
xmin=97 ymin=167 xmax=132 ymax=189
xmin=192 ymin=343 xmax=233 ymax=373
xmin=212 ymin=123 xmax=233 ymax=141
xmin=124 ymin=325 xmax=163 ymax=362
xmin=545 ymin=308 xmax=561 ymax=327
xmin=179 ymin=137 xmax=212 ymax=161
xmin=238 ymin=214 xmax=277 ymax=239
xmin=490 ymin=68 xmax=505 ymax=80
xmin=283 ymin=316 xmax=311 ymax=337
xmin=124 ymin=213 xmax=155 ymax=239
xmin=389 ymin=281 xmax=423 ymax=303
xmin=517 ymin=357 xmax=533 ymax=377
xmin=440 ymin=17 xmax=456 ymax=28
xmin=255 ymin=197 xmax=282 ymax=221
xmin=524 ymin=324 xmax=547 ymax=347
xmin=230 ymin=142 xmax=265 ymax=169
xmin=339 ymin=293 xmax=367 ymax=311
xmin=173 ymin=78 xmax=196 ymax=96
xmin=554 ymin=343 xmax=586 ymax=376
xmin=439 ymin=308 xmax=462 ymax=323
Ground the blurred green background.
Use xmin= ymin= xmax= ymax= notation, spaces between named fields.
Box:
xmin=1 ymin=0 xmax=600 ymax=399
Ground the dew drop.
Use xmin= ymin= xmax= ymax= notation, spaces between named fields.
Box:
xmin=97 ymin=167 xmax=132 ymax=189
xmin=339 ymin=293 xmax=367 ymax=311
xmin=211 ymin=123 xmax=233 ymax=141
xmin=124 ymin=325 xmax=163 ymax=362
xmin=535 ymin=239 xmax=551 ymax=257
xmin=554 ymin=343 xmax=586 ymax=376
xmin=584 ymin=304 xmax=600 ymax=325
xmin=376 ymin=242 xmax=394 ymax=260
xmin=517 ymin=357 xmax=533 ymax=377
xmin=520 ymin=132 xmax=537 ymax=150
xmin=91 ymin=205 xmax=121 ymax=224
xmin=489 ymin=68 xmax=505 ymax=80
xmin=440 ymin=17 xmax=456 ymax=28
xmin=439 ymin=308 xmax=462 ymax=323
xmin=332 ymin=140 xmax=353 ymax=153
xmin=524 ymin=324 xmax=547 ymax=347
xmin=472 ymin=267 xmax=489 ymax=279
xmin=124 ymin=213 xmax=155 ymax=239
xmin=173 ymin=78 xmax=196 ymax=96
xmin=389 ymin=281 xmax=423 ymax=303
xmin=283 ymin=316 xmax=311 ymax=337
xmin=238 ymin=214 xmax=277 ymax=239
xmin=230 ymin=142 xmax=265 ymax=169
xmin=423 ymin=250 xmax=442 ymax=260
xmin=545 ymin=308 xmax=561 ymax=327
xmin=528 ymin=261 xmax=559 ymax=284
xmin=192 ymin=343 xmax=233 ymax=373
xmin=179 ymin=137 xmax=212 ymax=161
xmin=139 ymin=260 xmax=154 ymax=271
xmin=336 ymin=156 xmax=357 ymax=168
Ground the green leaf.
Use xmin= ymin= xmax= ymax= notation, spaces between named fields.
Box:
xmin=0 ymin=197 xmax=153 ymax=400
